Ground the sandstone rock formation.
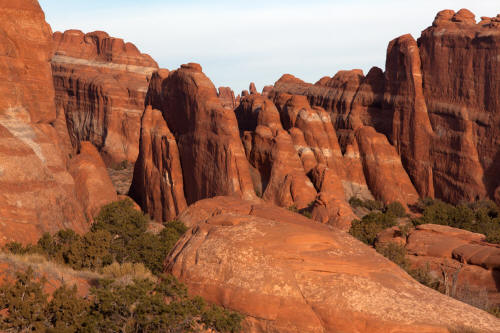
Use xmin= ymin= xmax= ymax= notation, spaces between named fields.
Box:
xmin=384 ymin=34 xmax=434 ymax=198
xmin=217 ymin=87 xmax=237 ymax=109
xmin=129 ymin=106 xmax=187 ymax=222
xmin=378 ymin=224 xmax=500 ymax=307
xmin=168 ymin=197 xmax=500 ymax=333
xmin=416 ymin=9 xmax=499 ymax=203
xmin=270 ymin=9 xmax=500 ymax=206
xmin=52 ymin=29 xmax=159 ymax=166
xmin=261 ymin=85 xmax=274 ymax=98
xmin=235 ymin=94 xmax=317 ymax=209
xmin=146 ymin=63 xmax=256 ymax=204
xmin=68 ymin=142 xmax=118 ymax=221
xmin=355 ymin=126 xmax=420 ymax=206
xmin=249 ymin=82 xmax=258 ymax=95
xmin=272 ymin=93 xmax=358 ymax=227
xmin=0 ymin=0 xmax=87 ymax=245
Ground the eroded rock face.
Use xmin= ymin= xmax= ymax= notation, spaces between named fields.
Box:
xmin=0 ymin=0 xmax=56 ymax=124
xmin=355 ymin=126 xmax=419 ymax=206
xmin=217 ymin=87 xmax=236 ymax=109
xmin=167 ymin=197 xmax=500 ymax=333
xmin=271 ymin=70 xmax=389 ymax=139
xmin=68 ymin=142 xmax=118 ymax=221
xmin=52 ymin=29 xmax=159 ymax=166
xmin=129 ymin=106 xmax=187 ymax=222
xmin=270 ymin=9 xmax=500 ymax=206
xmin=235 ymin=94 xmax=317 ymax=209
xmin=384 ymin=34 xmax=434 ymax=198
xmin=309 ymin=164 xmax=358 ymax=231
xmin=0 ymin=0 xmax=87 ymax=244
xmin=416 ymin=9 xmax=500 ymax=203
xmin=146 ymin=63 xmax=256 ymax=204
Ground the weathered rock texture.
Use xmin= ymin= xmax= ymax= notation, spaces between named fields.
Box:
xmin=384 ymin=34 xmax=435 ymax=198
xmin=145 ymin=63 xmax=256 ymax=204
xmin=378 ymin=224 xmax=500 ymax=307
xmin=129 ymin=106 xmax=187 ymax=222
xmin=0 ymin=0 xmax=87 ymax=245
xmin=271 ymin=77 xmax=418 ymax=208
xmin=52 ymin=29 xmax=159 ymax=166
xmin=235 ymin=94 xmax=317 ymax=209
xmin=415 ymin=9 xmax=500 ymax=203
xmin=68 ymin=142 xmax=118 ymax=221
xmin=355 ymin=126 xmax=420 ymax=206
xmin=271 ymin=70 xmax=390 ymax=138
xmin=218 ymin=87 xmax=237 ymax=109
xmin=168 ymin=197 xmax=500 ymax=333
xmin=270 ymin=9 xmax=500 ymax=206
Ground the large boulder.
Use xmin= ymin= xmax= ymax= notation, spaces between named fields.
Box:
xmin=167 ymin=197 xmax=500 ymax=333
xmin=379 ymin=223 xmax=500 ymax=307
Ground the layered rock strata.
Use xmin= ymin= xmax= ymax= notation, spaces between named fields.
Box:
xmin=52 ymin=29 xmax=159 ymax=166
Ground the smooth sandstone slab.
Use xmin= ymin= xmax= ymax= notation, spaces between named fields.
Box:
xmin=167 ymin=197 xmax=500 ymax=333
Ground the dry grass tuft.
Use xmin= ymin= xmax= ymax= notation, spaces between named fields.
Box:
xmin=101 ymin=262 xmax=157 ymax=284
xmin=0 ymin=251 xmax=101 ymax=286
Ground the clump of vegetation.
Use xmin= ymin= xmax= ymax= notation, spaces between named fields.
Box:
xmin=349 ymin=212 xmax=397 ymax=246
xmin=385 ymin=202 xmax=407 ymax=218
xmin=1 ymin=200 xmax=243 ymax=332
xmin=0 ymin=268 xmax=242 ymax=332
xmin=349 ymin=197 xmax=407 ymax=218
xmin=375 ymin=243 xmax=439 ymax=290
xmin=413 ymin=198 xmax=500 ymax=244
xmin=5 ymin=200 xmax=187 ymax=275
xmin=349 ymin=197 xmax=385 ymax=211
xmin=287 ymin=202 xmax=315 ymax=219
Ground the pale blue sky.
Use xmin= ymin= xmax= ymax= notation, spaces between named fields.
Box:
xmin=39 ymin=0 xmax=499 ymax=94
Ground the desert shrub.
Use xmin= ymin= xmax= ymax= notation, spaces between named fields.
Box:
xmin=348 ymin=197 xmax=364 ymax=208
xmin=5 ymin=200 xmax=188 ymax=275
xmin=0 ymin=271 xmax=243 ymax=333
xmin=3 ymin=242 xmax=33 ymax=256
xmin=45 ymin=284 xmax=89 ymax=332
xmin=413 ymin=199 xmax=500 ymax=244
xmin=349 ymin=197 xmax=385 ymax=211
xmin=407 ymin=264 xmax=440 ymax=290
xmin=375 ymin=243 xmax=439 ymax=290
xmin=375 ymin=243 xmax=408 ymax=267
xmin=201 ymin=304 xmax=244 ymax=333
xmin=92 ymin=199 xmax=148 ymax=241
xmin=384 ymin=202 xmax=407 ymax=218
xmin=0 ymin=268 xmax=48 ymax=331
xmin=349 ymin=212 xmax=396 ymax=246
xmin=287 ymin=203 xmax=314 ymax=219
xmin=0 ymin=200 xmax=244 ymax=332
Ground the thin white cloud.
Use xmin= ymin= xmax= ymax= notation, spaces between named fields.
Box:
xmin=40 ymin=0 xmax=499 ymax=93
